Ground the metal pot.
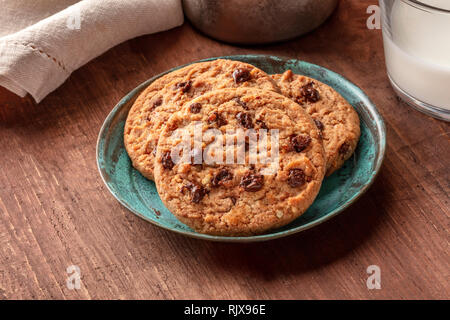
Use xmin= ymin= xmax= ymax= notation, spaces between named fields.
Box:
xmin=182 ymin=0 xmax=339 ymax=44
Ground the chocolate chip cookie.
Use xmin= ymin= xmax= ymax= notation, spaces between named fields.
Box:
xmin=154 ymin=88 xmax=326 ymax=236
xmin=124 ymin=59 xmax=279 ymax=180
xmin=272 ymin=70 xmax=360 ymax=176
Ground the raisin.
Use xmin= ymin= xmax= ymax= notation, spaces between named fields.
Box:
xmin=236 ymin=112 xmax=253 ymax=129
xmin=211 ymin=168 xmax=233 ymax=187
xmin=189 ymin=103 xmax=202 ymax=113
xmin=233 ymin=97 xmax=249 ymax=110
xmin=299 ymin=82 xmax=320 ymax=103
xmin=208 ymin=111 xmax=228 ymax=127
xmin=230 ymin=197 xmax=237 ymax=205
xmin=240 ymin=172 xmax=264 ymax=192
xmin=175 ymin=80 xmax=192 ymax=93
xmin=161 ymin=151 xmax=174 ymax=170
xmin=232 ymin=68 xmax=251 ymax=83
xmin=288 ymin=168 xmax=306 ymax=188
xmin=313 ymin=119 xmax=324 ymax=131
xmin=290 ymin=134 xmax=312 ymax=152
xmin=182 ymin=182 xmax=208 ymax=204
xmin=339 ymin=142 xmax=350 ymax=155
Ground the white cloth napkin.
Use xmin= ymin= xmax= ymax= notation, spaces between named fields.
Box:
xmin=0 ymin=0 xmax=184 ymax=102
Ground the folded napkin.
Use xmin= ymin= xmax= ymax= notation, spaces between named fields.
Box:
xmin=0 ymin=0 xmax=184 ymax=102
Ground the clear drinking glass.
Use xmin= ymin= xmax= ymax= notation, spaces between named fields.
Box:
xmin=380 ymin=0 xmax=450 ymax=121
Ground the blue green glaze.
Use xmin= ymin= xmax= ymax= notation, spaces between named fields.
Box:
xmin=96 ymin=55 xmax=386 ymax=242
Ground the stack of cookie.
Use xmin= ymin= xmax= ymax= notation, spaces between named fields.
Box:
xmin=124 ymin=59 xmax=360 ymax=236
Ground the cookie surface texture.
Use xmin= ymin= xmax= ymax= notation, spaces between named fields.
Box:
xmin=124 ymin=59 xmax=279 ymax=180
xmin=154 ymin=88 xmax=326 ymax=236
xmin=272 ymin=70 xmax=360 ymax=176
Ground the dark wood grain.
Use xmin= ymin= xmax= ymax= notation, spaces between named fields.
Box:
xmin=0 ymin=0 xmax=448 ymax=300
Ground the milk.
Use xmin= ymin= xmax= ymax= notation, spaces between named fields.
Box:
xmin=382 ymin=0 xmax=450 ymax=110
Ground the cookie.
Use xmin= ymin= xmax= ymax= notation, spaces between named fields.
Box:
xmin=272 ymin=70 xmax=360 ymax=176
xmin=154 ymin=88 xmax=326 ymax=236
xmin=124 ymin=59 xmax=279 ymax=180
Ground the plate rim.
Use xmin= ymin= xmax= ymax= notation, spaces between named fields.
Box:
xmin=96 ymin=54 xmax=386 ymax=243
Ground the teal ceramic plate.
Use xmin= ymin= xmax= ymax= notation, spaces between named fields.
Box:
xmin=97 ymin=55 xmax=386 ymax=242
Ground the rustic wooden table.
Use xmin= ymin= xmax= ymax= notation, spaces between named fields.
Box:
xmin=0 ymin=0 xmax=448 ymax=300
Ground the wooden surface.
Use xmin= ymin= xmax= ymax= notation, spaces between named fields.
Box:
xmin=0 ymin=0 xmax=448 ymax=300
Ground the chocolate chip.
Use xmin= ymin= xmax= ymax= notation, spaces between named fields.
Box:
xmin=313 ymin=119 xmax=324 ymax=131
xmin=233 ymin=68 xmax=251 ymax=83
xmin=153 ymin=97 xmax=163 ymax=108
xmin=217 ymin=114 xmax=228 ymax=127
xmin=256 ymin=119 xmax=268 ymax=130
xmin=290 ymin=134 xmax=312 ymax=152
xmin=192 ymin=186 xmax=208 ymax=203
xmin=211 ymin=168 xmax=233 ymax=187
xmin=313 ymin=119 xmax=324 ymax=139
xmin=233 ymin=97 xmax=249 ymax=110
xmin=230 ymin=197 xmax=237 ymax=205
xmin=175 ymin=80 xmax=192 ymax=93
xmin=147 ymin=98 xmax=163 ymax=118
xmin=240 ymin=172 xmax=264 ymax=192
xmin=299 ymin=82 xmax=320 ymax=103
xmin=208 ymin=111 xmax=228 ymax=127
xmin=189 ymin=103 xmax=202 ymax=113
xmin=236 ymin=112 xmax=253 ymax=129
xmin=161 ymin=151 xmax=174 ymax=170
xmin=287 ymin=168 xmax=306 ymax=188
xmin=339 ymin=142 xmax=350 ymax=155
xmin=182 ymin=182 xmax=208 ymax=204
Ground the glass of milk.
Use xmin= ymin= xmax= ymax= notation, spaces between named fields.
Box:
xmin=380 ymin=0 xmax=450 ymax=121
